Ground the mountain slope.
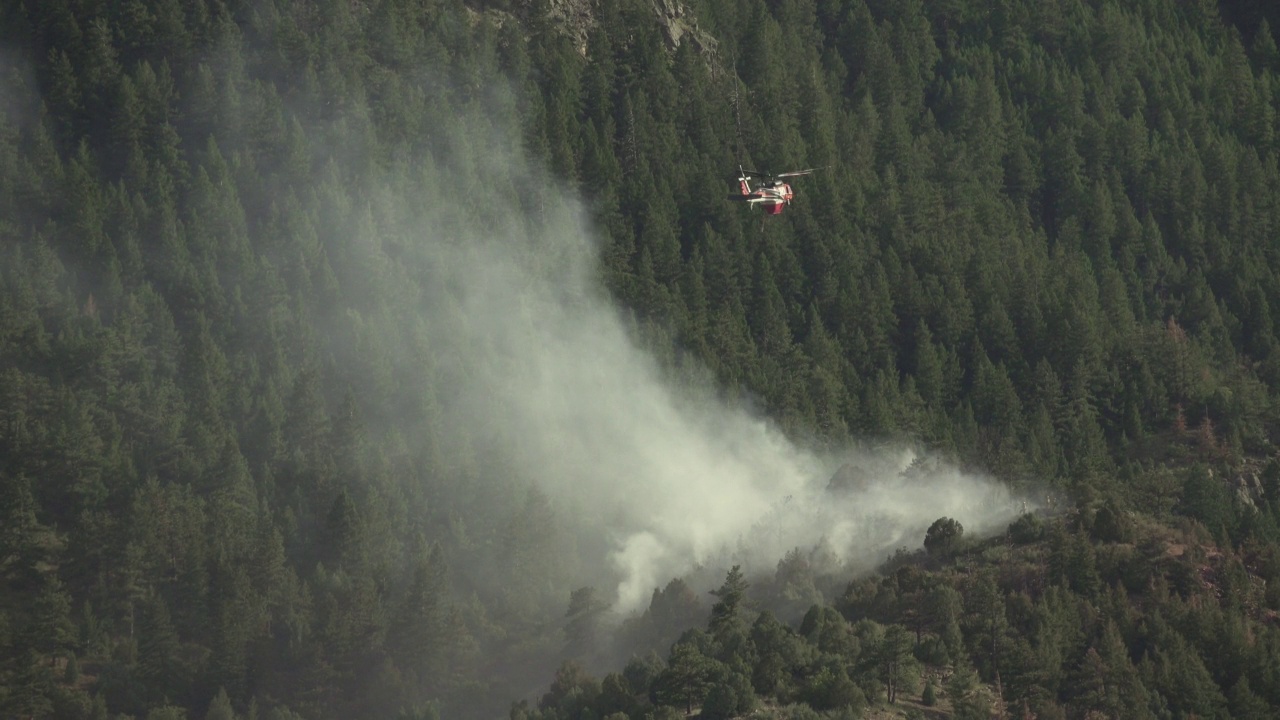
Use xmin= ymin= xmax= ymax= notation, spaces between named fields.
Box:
xmin=2 ymin=0 xmax=1280 ymax=719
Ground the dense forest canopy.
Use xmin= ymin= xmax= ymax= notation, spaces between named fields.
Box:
xmin=5 ymin=0 xmax=1280 ymax=718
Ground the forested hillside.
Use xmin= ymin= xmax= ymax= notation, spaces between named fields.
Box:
xmin=4 ymin=0 xmax=1280 ymax=719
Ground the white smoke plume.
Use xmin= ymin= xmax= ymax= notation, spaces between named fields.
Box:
xmin=399 ymin=102 xmax=1026 ymax=617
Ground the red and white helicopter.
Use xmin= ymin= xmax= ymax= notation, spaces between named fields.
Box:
xmin=727 ymin=165 xmax=820 ymax=215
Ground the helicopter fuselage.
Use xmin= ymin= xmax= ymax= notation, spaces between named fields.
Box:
xmin=731 ymin=178 xmax=793 ymax=214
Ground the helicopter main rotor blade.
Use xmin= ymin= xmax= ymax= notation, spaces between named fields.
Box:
xmin=774 ymin=167 xmax=824 ymax=178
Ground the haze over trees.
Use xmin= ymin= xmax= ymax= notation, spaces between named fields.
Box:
xmin=3 ymin=0 xmax=1280 ymax=718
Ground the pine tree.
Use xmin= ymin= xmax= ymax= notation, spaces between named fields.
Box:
xmin=205 ymin=687 xmax=239 ymax=720
xmin=564 ymin=586 xmax=608 ymax=660
xmin=136 ymin=592 xmax=182 ymax=701
xmin=651 ymin=643 xmax=715 ymax=715
xmin=709 ymin=565 xmax=749 ymax=637
xmin=879 ymin=624 xmax=915 ymax=703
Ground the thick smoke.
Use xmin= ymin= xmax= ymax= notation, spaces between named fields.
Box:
xmin=401 ymin=101 xmax=1025 ymax=617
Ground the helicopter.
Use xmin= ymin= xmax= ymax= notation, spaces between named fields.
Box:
xmin=727 ymin=165 xmax=820 ymax=215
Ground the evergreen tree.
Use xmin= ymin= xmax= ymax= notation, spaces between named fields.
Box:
xmin=709 ymin=565 xmax=749 ymax=637
xmin=651 ymin=643 xmax=715 ymax=715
